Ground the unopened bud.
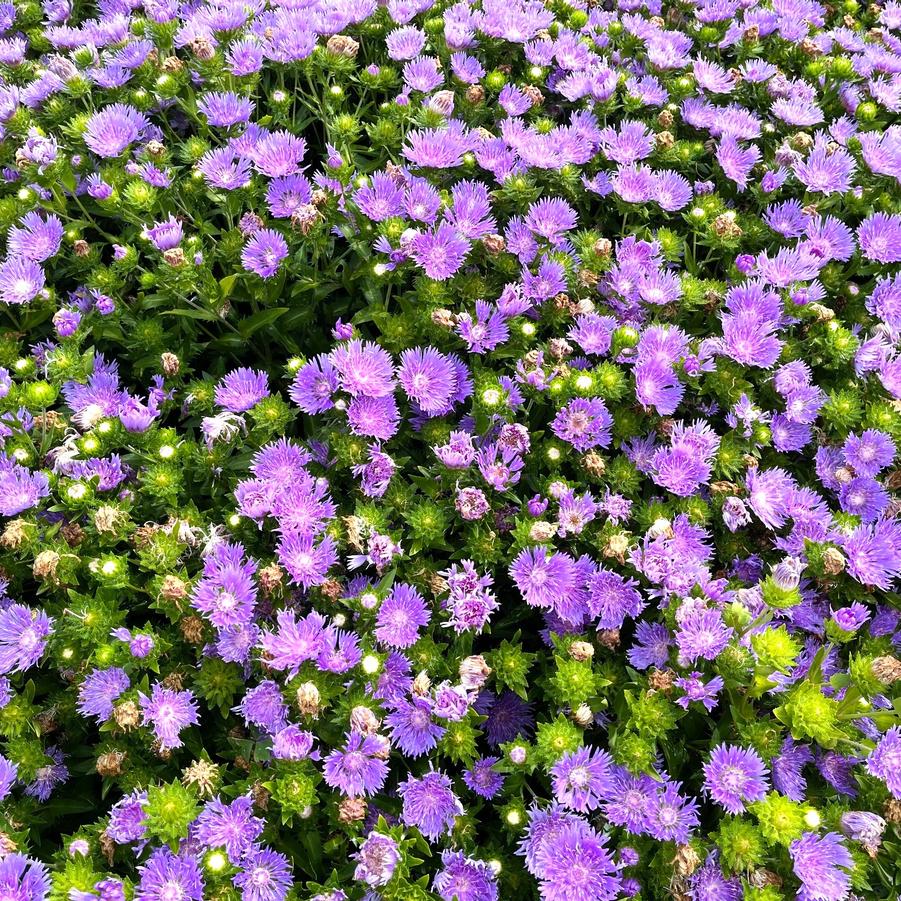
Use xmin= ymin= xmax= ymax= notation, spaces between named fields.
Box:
xmin=572 ymin=703 xmax=593 ymax=727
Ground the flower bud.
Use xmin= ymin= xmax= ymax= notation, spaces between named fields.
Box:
xmin=326 ymin=34 xmax=359 ymax=57
xmin=338 ymin=798 xmax=367 ymax=824
xmin=350 ymin=706 xmax=380 ymax=734
xmin=96 ymin=750 xmax=126 ymax=777
xmin=412 ymin=671 xmax=431 ymax=696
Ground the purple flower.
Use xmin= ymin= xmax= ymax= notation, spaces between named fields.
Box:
xmin=331 ymin=340 xmax=395 ymax=398
xmin=628 ymin=622 xmax=672 ymax=670
xmin=241 ymin=229 xmax=288 ymax=279
xmin=84 ymin=104 xmax=149 ymax=157
xmin=136 ymin=848 xmax=203 ymax=901
xmin=0 ymin=855 xmax=50 ymax=901
xmin=195 ymin=796 xmax=263 ymax=863
xmin=0 ymin=256 xmax=45 ymax=305
xmin=551 ymin=397 xmax=613 ymax=452
xmin=145 ymin=215 xmax=183 ymax=251
xmin=434 ymin=851 xmax=498 ymax=901
xmin=772 ymin=737 xmax=812 ymax=802
xmin=409 ymin=224 xmax=471 ymax=280
xmin=324 ymin=732 xmax=390 ymax=798
xmin=676 ymin=608 xmax=733 ymax=664
xmin=385 ymin=696 xmax=445 ymax=757
xmin=375 ymin=583 xmax=430 ymax=648
xmin=551 ymin=747 xmax=615 ymax=813
xmin=398 ymin=769 xmax=463 ymax=840
xmin=398 ymin=347 xmax=467 ymax=415
xmin=858 ymin=213 xmax=901 ymax=263
xmin=463 ymin=756 xmax=504 ymax=799
xmin=197 ymin=91 xmax=253 ymax=127
xmin=790 ymin=832 xmax=853 ymax=901
xmin=235 ymin=680 xmax=288 ymax=734
xmin=106 ymin=790 xmax=148 ymax=844
xmin=354 ymin=833 xmax=399 ymax=886
xmin=77 ymin=667 xmax=130 ymax=722
xmin=215 ymin=368 xmax=269 ymax=412
xmin=0 ymin=752 xmax=15 ymax=805
xmin=0 ymin=604 xmax=52 ymax=674
xmin=703 ymin=743 xmax=769 ymax=814
xmin=233 ymin=848 xmax=292 ymax=901
xmin=867 ymin=726 xmax=901 ymax=798
xmin=534 ymin=823 xmax=621 ymax=901
xmin=7 ymin=211 xmax=63 ymax=261
xmin=252 ymin=130 xmax=307 ymax=178
xmin=138 ymin=684 xmax=199 ymax=750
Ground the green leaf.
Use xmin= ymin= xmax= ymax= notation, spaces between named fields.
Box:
xmin=238 ymin=307 xmax=290 ymax=338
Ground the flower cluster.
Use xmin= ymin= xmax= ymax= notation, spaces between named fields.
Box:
xmin=0 ymin=0 xmax=900 ymax=897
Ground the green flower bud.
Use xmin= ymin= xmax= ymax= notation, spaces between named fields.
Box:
xmin=775 ymin=682 xmax=844 ymax=748
xmin=144 ymin=781 xmax=201 ymax=847
xmin=751 ymin=793 xmax=805 ymax=846
xmin=716 ymin=817 xmax=765 ymax=872
xmin=534 ymin=715 xmax=582 ymax=766
xmin=751 ymin=626 xmax=801 ymax=673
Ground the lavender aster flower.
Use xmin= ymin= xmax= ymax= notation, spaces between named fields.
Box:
xmin=398 ymin=769 xmax=463 ymax=840
xmin=703 ymin=743 xmax=769 ymax=814
xmin=138 ymin=684 xmax=199 ymax=750
xmin=323 ymin=732 xmax=390 ymax=797
xmin=77 ymin=667 xmax=130 ymax=722
xmin=136 ymin=848 xmax=203 ymax=901
xmin=789 ymin=832 xmax=853 ymax=901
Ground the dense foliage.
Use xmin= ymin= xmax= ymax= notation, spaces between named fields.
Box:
xmin=0 ymin=0 xmax=901 ymax=898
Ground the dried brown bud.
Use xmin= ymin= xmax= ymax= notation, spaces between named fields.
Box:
xmin=160 ymin=352 xmax=180 ymax=377
xmin=338 ymin=797 xmax=368 ymax=824
xmin=33 ymin=550 xmax=61 ymax=581
xmin=713 ymin=211 xmax=743 ymax=239
xmin=163 ymin=247 xmax=186 ymax=267
xmin=553 ymin=293 xmax=571 ymax=311
xmin=159 ymin=575 xmax=188 ymax=602
xmin=593 ymin=237 xmax=613 ymax=257
xmin=34 ymin=411 xmax=64 ymax=432
xmin=94 ymin=505 xmax=123 ymax=534
xmin=73 ymin=239 xmax=91 ymax=257
xmin=597 ymin=628 xmax=620 ymax=650
xmin=187 ymin=39 xmax=213 ymax=61
xmin=465 ymin=84 xmax=485 ymax=104
xmin=350 ymin=706 xmax=381 ymax=735
xmin=182 ymin=759 xmax=220 ymax=797
xmin=548 ymin=338 xmax=573 ymax=359
xmin=96 ymin=750 xmax=126 ymax=777
xmin=1 ymin=520 xmax=28 ymax=549
xmin=0 ymin=832 xmax=17 ymax=856
xmin=431 ymin=308 xmax=457 ymax=329
xmin=834 ymin=465 xmax=855 ymax=484
xmin=571 ymin=703 xmax=593 ymax=727
xmin=743 ymin=23 xmax=760 ymax=41
xmin=649 ymin=14 xmax=665 ymax=26
xmin=326 ymin=34 xmax=360 ymax=57
xmin=412 ymin=671 xmax=431 ymax=696
xmin=146 ymin=140 xmax=166 ymax=159
xmin=658 ymin=109 xmax=674 ymax=128
xmin=522 ymin=84 xmax=544 ymax=107
xmin=113 ymin=700 xmax=140 ymax=730
xmin=250 ymin=781 xmax=270 ymax=810
xmin=259 ymin=563 xmax=284 ymax=595
xmin=180 ymin=615 xmax=205 ymax=645
xmin=99 ymin=832 xmax=115 ymax=865
xmin=61 ymin=522 xmax=84 ymax=546
xmin=311 ymin=189 xmax=329 ymax=208
xmin=291 ymin=204 xmax=320 ymax=235
xmin=162 ymin=672 xmax=184 ymax=692
xmin=655 ymin=130 xmax=675 ymax=149
xmin=162 ymin=54 xmax=185 ymax=72
xmin=872 ymin=656 xmax=901 ymax=684
xmin=710 ymin=480 xmax=737 ymax=495
xmin=528 ymin=521 xmax=557 ymax=542
xmin=822 ymin=547 xmax=846 ymax=575
xmin=604 ymin=532 xmax=630 ymax=564
xmin=807 ymin=302 xmax=835 ymax=322
xmin=748 ymin=869 xmax=782 ymax=889
xmin=459 ymin=655 xmax=491 ymax=691
xmin=578 ymin=268 xmax=599 ymax=288
xmin=672 ymin=844 xmax=701 ymax=877
xmin=884 ymin=798 xmax=901 ymax=824
xmin=569 ymin=641 xmax=595 ymax=662
xmin=649 ymin=668 xmax=675 ymax=694
xmin=296 ymin=682 xmax=321 ymax=716
xmin=582 ymin=451 xmax=606 ymax=477
xmin=482 ymin=233 xmax=505 ymax=254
